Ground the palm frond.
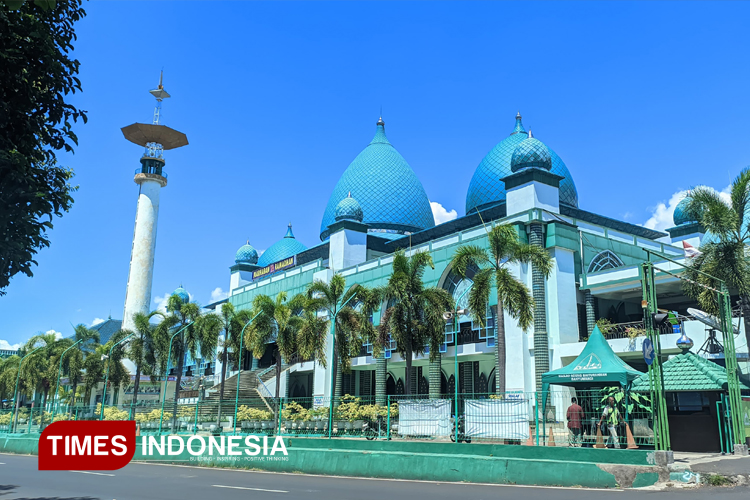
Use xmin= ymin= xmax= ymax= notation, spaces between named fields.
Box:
xmin=512 ymin=242 xmax=553 ymax=277
xmin=451 ymin=245 xmax=492 ymax=277
xmin=496 ymin=267 xmax=534 ymax=331
xmin=488 ymin=224 xmax=522 ymax=263
xmin=468 ymin=267 xmax=493 ymax=327
xmin=688 ymin=187 xmax=736 ymax=239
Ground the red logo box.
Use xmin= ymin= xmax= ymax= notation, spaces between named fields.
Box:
xmin=38 ymin=420 xmax=136 ymax=471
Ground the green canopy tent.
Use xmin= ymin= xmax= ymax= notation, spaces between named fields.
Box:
xmin=541 ymin=325 xmax=644 ymax=393
xmin=539 ymin=326 xmax=645 ymax=446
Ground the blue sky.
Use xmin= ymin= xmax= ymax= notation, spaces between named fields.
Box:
xmin=2 ymin=1 xmax=750 ymax=348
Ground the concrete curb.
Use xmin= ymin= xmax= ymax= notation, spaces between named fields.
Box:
xmin=0 ymin=433 xmax=662 ymax=488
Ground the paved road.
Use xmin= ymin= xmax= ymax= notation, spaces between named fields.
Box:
xmin=0 ymin=453 xmax=747 ymax=500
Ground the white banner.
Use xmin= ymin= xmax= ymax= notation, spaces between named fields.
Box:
xmin=465 ymin=399 xmax=530 ymax=439
xmin=398 ymin=399 xmax=451 ymax=436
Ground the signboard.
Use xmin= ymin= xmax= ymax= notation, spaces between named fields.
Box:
xmin=123 ymin=381 xmax=162 ymax=395
xmin=642 ymin=338 xmax=655 ymax=366
xmin=252 ymin=256 xmax=296 ymax=280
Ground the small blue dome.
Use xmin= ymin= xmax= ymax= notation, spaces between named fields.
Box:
xmin=673 ymin=197 xmax=700 ymax=226
xmin=235 ymin=241 xmax=259 ymax=265
xmin=510 ymin=131 xmax=552 ymax=172
xmin=334 ymin=193 xmax=364 ymax=223
xmin=173 ymin=286 xmax=190 ymax=304
xmin=319 ymin=117 xmax=434 ymax=240
xmin=256 ymin=223 xmax=308 ymax=268
xmin=465 ymin=112 xmax=579 ymax=214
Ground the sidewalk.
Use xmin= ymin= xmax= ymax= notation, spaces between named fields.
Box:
xmin=674 ymin=451 xmax=750 ymax=478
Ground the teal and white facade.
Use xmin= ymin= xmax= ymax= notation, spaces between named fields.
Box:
xmin=210 ymin=113 xmax=747 ymax=402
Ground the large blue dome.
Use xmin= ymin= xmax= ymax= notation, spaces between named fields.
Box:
xmin=319 ymin=118 xmax=435 ymax=240
xmin=257 ymin=224 xmax=308 ymax=267
xmin=465 ymin=113 xmax=579 ymax=214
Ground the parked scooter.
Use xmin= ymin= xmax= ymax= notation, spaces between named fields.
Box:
xmin=450 ymin=415 xmax=471 ymax=443
xmin=363 ymin=414 xmax=390 ymax=441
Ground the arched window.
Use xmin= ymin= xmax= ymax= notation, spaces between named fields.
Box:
xmin=441 ymin=265 xmax=479 ymax=323
xmin=587 ymin=250 xmax=624 ymax=273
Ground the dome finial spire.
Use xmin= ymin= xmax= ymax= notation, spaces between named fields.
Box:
xmin=511 ymin=111 xmax=526 ymax=135
xmin=284 ymin=223 xmax=295 ymax=239
xmin=528 ymin=129 xmax=533 ymax=138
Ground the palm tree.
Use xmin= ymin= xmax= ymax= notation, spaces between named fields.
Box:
xmin=83 ymin=344 xmax=107 ymax=410
xmin=154 ymin=294 xmax=222 ymax=429
xmin=684 ymin=168 xmax=750 ymax=352
xmin=102 ymin=330 xmax=134 ymax=410
xmin=379 ymin=250 xmax=453 ymax=396
xmin=450 ymin=223 xmax=552 ymax=395
xmin=306 ymin=274 xmax=368 ymax=400
xmin=22 ymin=332 xmax=62 ymax=427
xmin=66 ymin=324 xmax=100 ymax=415
xmin=0 ymin=355 xmax=14 ymax=404
xmin=0 ymin=354 xmax=22 ymax=424
xmin=247 ymin=292 xmax=307 ymax=398
xmin=216 ymin=303 xmax=253 ymax=423
xmin=296 ymin=300 xmax=330 ymax=367
xmin=126 ymin=312 xmax=159 ymax=413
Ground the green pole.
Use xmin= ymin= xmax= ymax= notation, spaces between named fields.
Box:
xmin=716 ymin=400 xmax=725 ymax=454
xmin=100 ymin=333 xmax=135 ymax=420
xmin=454 ymin=313 xmax=459 ymax=444
xmin=328 ymin=292 xmax=358 ymax=439
xmin=386 ymin=394 xmax=391 ymax=439
xmin=718 ymin=284 xmax=746 ymax=447
xmin=450 ymin=286 xmax=470 ymax=444
xmin=159 ymin=322 xmax=194 ymax=434
xmin=234 ymin=311 xmax=261 ymax=436
xmin=53 ymin=338 xmax=83 ymax=423
xmin=11 ymin=345 xmax=44 ymax=433
xmin=535 ymin=391 xmax=539 ymax=446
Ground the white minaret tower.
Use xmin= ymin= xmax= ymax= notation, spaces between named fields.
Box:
xmin=120 ymin=73 xmax=188 ymax=332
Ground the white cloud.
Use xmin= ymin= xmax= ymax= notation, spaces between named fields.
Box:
xmin=45 ymin=329 xmax=63 ymax=340
xmin=153 ymin=292 xmax=172 ymax=314
xmin=430 ymin=201 xmax=458 ymax=225
xmin=643 ymin=184 xmax=731 ymax=232
xmin=210 ymin=287 xmax=228 ymax=303
xmin=0 ymin=339 xmax=21 ymax=351
xmin=91 ymin=318 xmax=105 ymax=327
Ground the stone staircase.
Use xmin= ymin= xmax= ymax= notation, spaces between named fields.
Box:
xmin=204 ymin=369 xmax=263 ymax=402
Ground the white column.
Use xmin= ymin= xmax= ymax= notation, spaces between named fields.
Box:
xmin=122 ymin=179 xmax=162 ymax=332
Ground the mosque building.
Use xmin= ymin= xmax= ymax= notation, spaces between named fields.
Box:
xmin=178 ymin=113 xmax=745 ymax=408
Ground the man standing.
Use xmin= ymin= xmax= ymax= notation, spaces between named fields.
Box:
xmin=598 ymin=396 xmax=624 ymax=449
xmin=566 ymin=397 xmax=584 ymax=446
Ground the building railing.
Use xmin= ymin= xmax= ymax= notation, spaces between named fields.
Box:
xmin=134 ymin=167 xmax=167 ymax=178
xmin=581 ymin=315 xmax=694 ymax=342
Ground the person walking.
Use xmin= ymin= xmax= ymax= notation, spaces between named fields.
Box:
xmin=598 ymin=396 xmax=624 ymax=449
xmin=566 ymin=397 xmax=584 ymax=446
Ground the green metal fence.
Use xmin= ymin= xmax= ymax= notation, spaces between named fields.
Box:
xmin=1 ymin=388 xmax=657 ymax=449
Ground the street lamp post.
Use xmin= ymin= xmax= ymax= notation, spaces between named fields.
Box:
xmin=11 ymin=345 xmax=44 ymax=433
xmin=158 ymin=322 xmax=194 ymax=434
xmin=233 ymin=312 xmax=262 ymax=435
xmin=328 ymin=291 xmax=358 ymax=439
xmin=100 ymin=333 xmax=135 ymax=420
xmin=443 ymin=286 xmax=470 ymax=444
xmin=52 ymin=338 xmax=84 ymax=422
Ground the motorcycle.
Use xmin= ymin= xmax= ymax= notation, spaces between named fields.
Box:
xmin=363 ymin=414 xmax=390 ymax=441
xmin=450 ymin=415 xmax=471 ymax=443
